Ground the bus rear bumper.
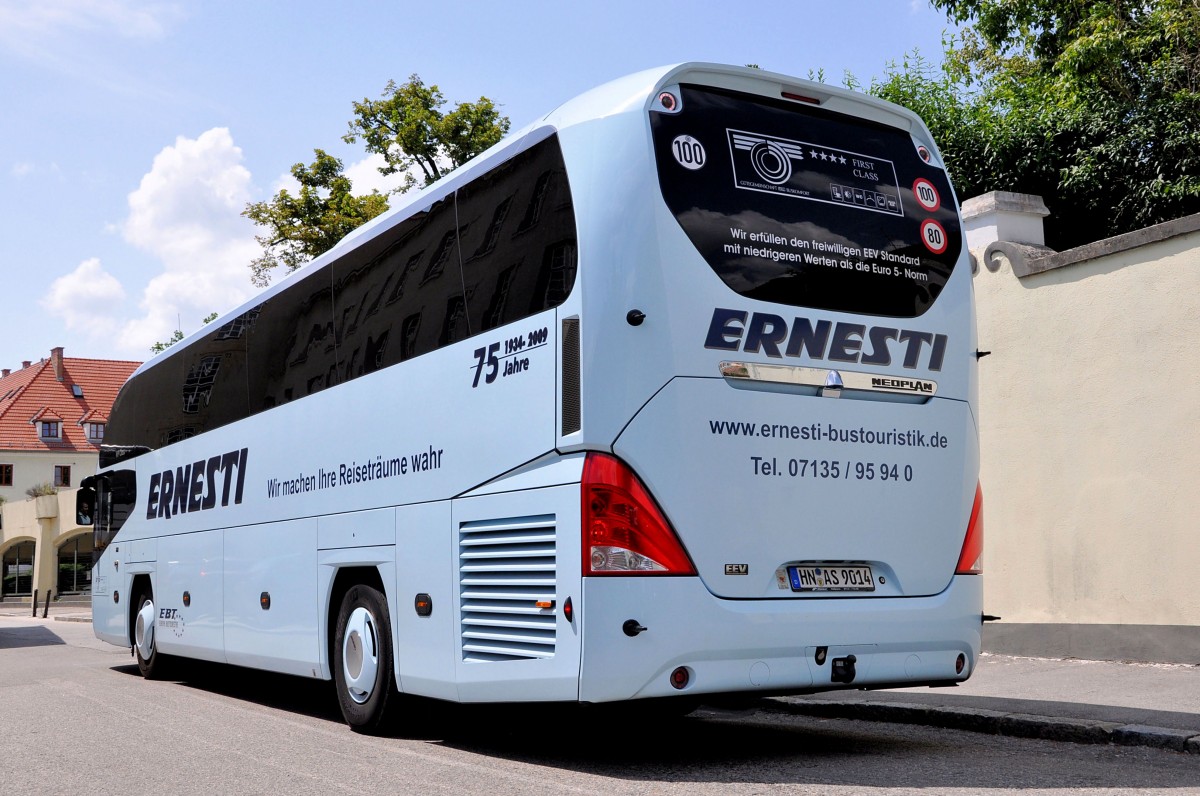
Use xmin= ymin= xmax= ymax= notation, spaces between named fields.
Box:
xmin=578 ymin=574 xmax=983 ymax=703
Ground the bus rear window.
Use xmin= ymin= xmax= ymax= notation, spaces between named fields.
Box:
xmin=651 ymin=85 xmax=961 ymax=318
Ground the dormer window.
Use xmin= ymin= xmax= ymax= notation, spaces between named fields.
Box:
xmin=87 ymin=422 xmax=105 ymax=442
xmin=40 ymin=420 xmax=61 ymax=440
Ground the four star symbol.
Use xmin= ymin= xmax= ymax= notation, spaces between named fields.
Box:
xmin=807 ymin=148 xmax=848 ymax=164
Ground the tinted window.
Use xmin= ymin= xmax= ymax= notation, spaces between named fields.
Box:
xmin=651 ymin=85 xmax=961 ymax=318
xmin=245 ymin=265 xmax=336 ymax=411
xmin=94 ymin=468 xmax=136 ymax=547
xmin=107 ymin=135 xmax=577 ymax=453
xmin=105 ymin=308 xmax=256 ymax=450
xmin=332 ymin=195 xmax=461 ymax=377
xmin=457 ymin=136 xmax=577 ymax=333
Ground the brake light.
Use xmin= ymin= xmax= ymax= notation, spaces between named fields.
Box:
xmin=582 ymin=452 xmax=696 ymax=576
xmin=955 ymin=483 xmax=984 ymax=574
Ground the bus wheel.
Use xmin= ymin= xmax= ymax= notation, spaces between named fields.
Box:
xmin=134 ymin=589 xmax=168 ymax=679
xmin=334 ymin=584 xmax=396 ymax=733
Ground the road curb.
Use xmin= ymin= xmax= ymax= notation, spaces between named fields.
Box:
xmin=766 ymin=697 xmax=1200 ymax=754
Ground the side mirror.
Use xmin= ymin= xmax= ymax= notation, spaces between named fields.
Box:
xmin=76 ymin=479 xmax=96 ymax=526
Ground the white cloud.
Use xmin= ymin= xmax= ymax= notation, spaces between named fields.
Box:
xmin=9 ymin=161 xmax=63 ymax=180
xmin=268 ymin=152 xmax=412 ymax=200
xmin=40 ymin=258 xmax=127 ymax=337
xmin=0 ymin=0 xmax=180 ymax=47
xmin=344 ymin=153 xmax=411 ymax=196
xmin=116 ymin=127 xmax=260 ymax=353
xmin=0 ymin=0 xmax=185 ymax=94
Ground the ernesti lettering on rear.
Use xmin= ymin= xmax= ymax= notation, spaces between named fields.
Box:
xmin=704 ymin=308 xmax=947 ymax=372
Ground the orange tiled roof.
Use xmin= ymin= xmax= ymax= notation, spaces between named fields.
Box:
xmin=0 ymin=352 xmax=140 ymax=452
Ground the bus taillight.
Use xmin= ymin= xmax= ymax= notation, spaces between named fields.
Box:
xmin=582 ymin=452 xmax=696 ymax=576
xmin=955 ymin=483 xmax=984 ymax=575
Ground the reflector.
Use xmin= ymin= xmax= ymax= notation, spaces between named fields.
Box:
xmin=955 ymin=483 xmax=984 ymax=574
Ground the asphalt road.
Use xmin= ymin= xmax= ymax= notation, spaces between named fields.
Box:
xmin=2 ymin=616 xmax=1197 ymax=795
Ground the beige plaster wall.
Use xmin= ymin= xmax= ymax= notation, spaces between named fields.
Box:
xmin=1 ymin=487 xmax=89 ymax=595
xmin=973 ymin=227 xmax=1200 ymax=627
xmin=0 ymin=449 xmax=97 ymax=504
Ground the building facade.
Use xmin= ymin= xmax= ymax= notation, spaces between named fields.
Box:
xmin=0 ymin=348 xmax=139 ymax=599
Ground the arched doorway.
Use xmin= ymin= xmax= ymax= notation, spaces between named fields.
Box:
xmin=57 ymin=534 xmax=94 ymax=595
xmin=2 ymin=541 xmax=36 ymax=598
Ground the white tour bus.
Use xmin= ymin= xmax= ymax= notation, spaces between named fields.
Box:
xmin=83 ymin=63 xmax=984 ymax=733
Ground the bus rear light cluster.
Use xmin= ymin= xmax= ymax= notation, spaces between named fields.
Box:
xmin=955 ymin=482 xmax=984 ymax=575
xmin=582 ymin=453 xmax=696 ymax=576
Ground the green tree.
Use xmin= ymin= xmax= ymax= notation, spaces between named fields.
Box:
xmin=872 ymin=0 xmax=1200 ymax=250
xmin=244 ymin=76 xmax=509 ymax=286
xmin=344 ymin=74 xmax=510 ymax=194
xmin=242 ymin=150 xmax=390 ymax=287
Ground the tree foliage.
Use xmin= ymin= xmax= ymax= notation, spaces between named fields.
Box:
xmin=344 ymin=74 xmax=510 ymax=194
xmin=871 ymin=0 xmax=1200 ymax=250
xmin=244 ymin=75 xmax=509 ymax=286
xmin=242 ymin=151 xmax=390 ymax=287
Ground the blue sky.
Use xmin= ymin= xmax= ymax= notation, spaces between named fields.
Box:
xmin=0 ymin=0 xmax=956 ymax=371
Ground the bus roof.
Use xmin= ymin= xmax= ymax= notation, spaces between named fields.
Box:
xmin=130 ymin=62 xmax=931 ymax=383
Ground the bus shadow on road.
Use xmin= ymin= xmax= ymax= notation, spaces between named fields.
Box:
xmin=107 ymin=664 xmax=1200 ymax=790
xmin=112 ymin=657 xmax=344 ymax=723
xmin=425 ymin=703 xmax=1200 ymax=790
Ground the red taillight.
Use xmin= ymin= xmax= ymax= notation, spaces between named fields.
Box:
xmin=956 ymin=483 xmax=984 ymax=575
xmin=581 ymin=452 xmax=696 ymax=576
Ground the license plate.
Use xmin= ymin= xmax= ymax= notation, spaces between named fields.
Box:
xmin=788 ymin=564 xmax=875 ymax=592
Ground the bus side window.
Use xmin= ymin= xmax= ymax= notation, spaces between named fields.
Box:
xmin=76 ymin=480 xmax=96 ymax=526
xmin=456 ymin=136 xmax=578 ymax=334
xmin=84 ymin=469 xmax=137 ymax=552
xmin=332 ymin=196 xmax=461 ymax=382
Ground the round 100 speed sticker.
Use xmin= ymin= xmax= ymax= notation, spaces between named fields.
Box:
xmin=912 ymin=177 xmax=941 ymax=211
xmin=920 ymin=219 xmax=948 ymax=254
xmin=671 ymin=135 xmax=706 ymax=170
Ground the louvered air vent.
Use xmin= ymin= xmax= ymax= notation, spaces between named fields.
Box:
xmin=459 ymin=514 xmax=557 ymax=662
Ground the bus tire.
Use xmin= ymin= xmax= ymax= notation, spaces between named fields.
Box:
xmin=133 ymin=588 xmax=170 ymax=679
xmin=333 ymin=584 xmax=397 ymax=733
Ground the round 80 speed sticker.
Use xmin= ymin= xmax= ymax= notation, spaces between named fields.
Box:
xmin=920 ymin=219 xmax=948 ymax=254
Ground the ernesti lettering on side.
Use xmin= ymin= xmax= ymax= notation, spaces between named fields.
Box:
xmin=145 ymin=448 xmax=248 ymax=520
xmin=704 ymin=307 xmax=948 ymax=371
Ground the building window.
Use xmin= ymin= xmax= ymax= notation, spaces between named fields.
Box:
xmin=54 ymin=465 xmax=71 ymax=488
xmin=87 ymin=423 xmax=105 ymax=442
xmin=517 ymin=171 xmax=553 ymax=232
xmin=421 ymin=230 xmax=457 ymax=284
xmin=473 ymin=196 xmax=514 ymax=257
xmin=40 ymin=421 xmax=61 ymax=440
xmin=0 ymin=464 xmax=12 ymax=486
xmin=181 ymin=356 xmax=221 ymax=414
